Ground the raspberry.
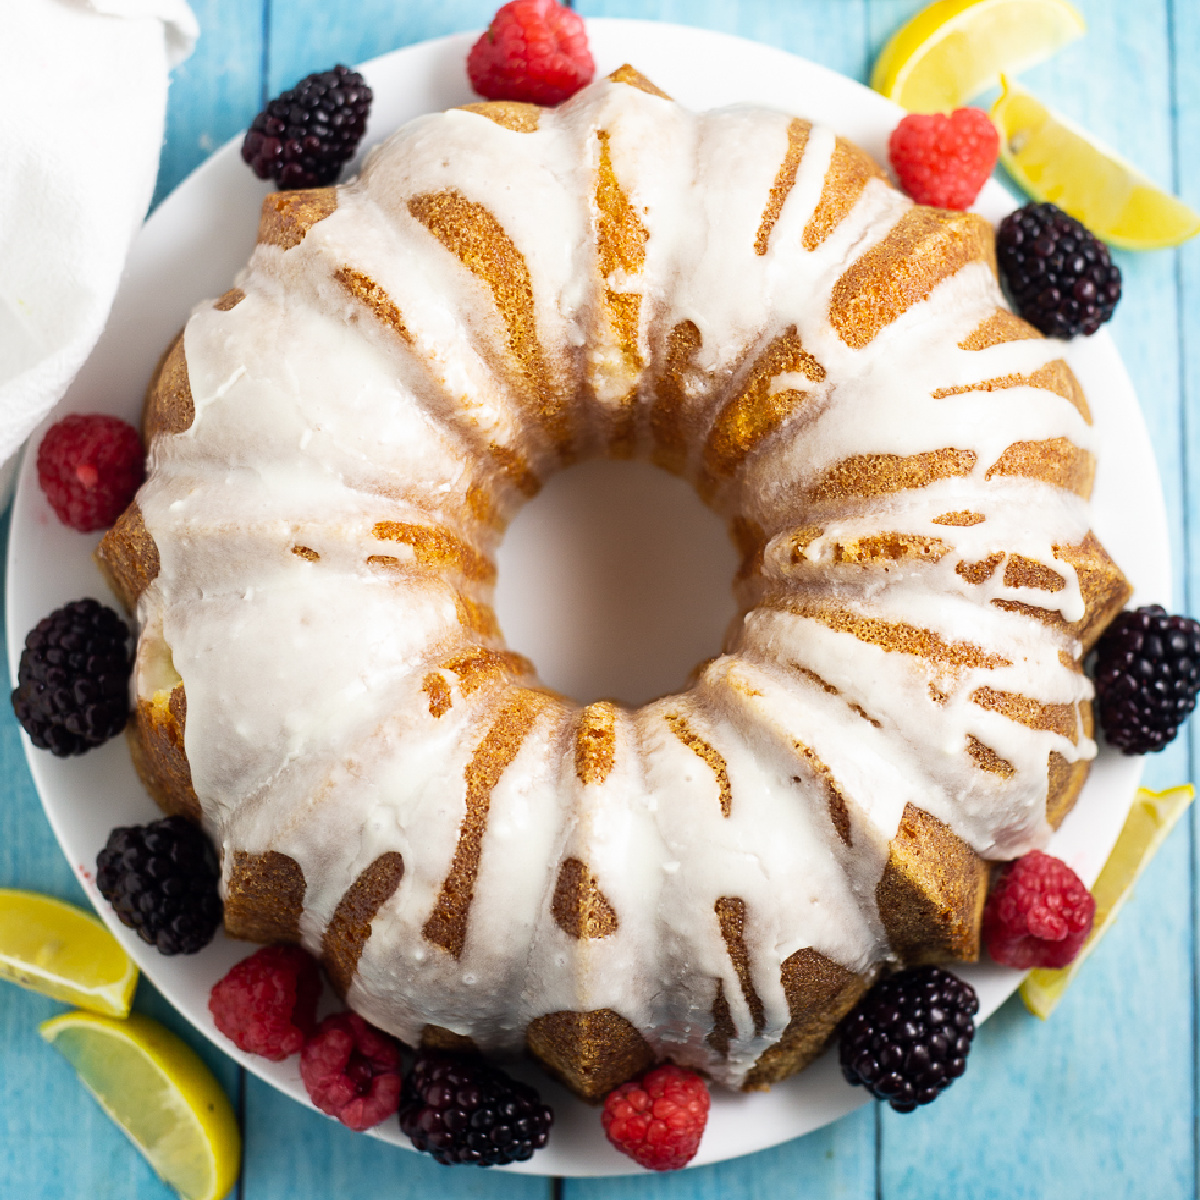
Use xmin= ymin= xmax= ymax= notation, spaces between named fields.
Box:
xmin=888 ymin=108 xmax=999 ymax=210
xmin=838 ymin=966 xmax=978 ymax=1113
xmin=1093 ymin=605 xmax=1200 ymax=754
xmin=467 ymin=0 xmax=594 ymax=107
xmin=996 ymin=202 xmax=1122 ymax=338
xmin=95 ymin=816 xmax=223 ymax=955
xmin=983 ymin=850 xmax=1096 ymax=969
xmin=300 ymin=1012 xmax=402 ymax=1131
xmin=399 ymin=1050 xmax=554 ymax=1167
xmin=242 ymin=64 xmax=373 ymax=190
xmin=37 ymin=413 xmax=144 ymax=533
xmin=11 ymin=598 xmax=131 ymax=756
xmin=208 ymin=945 xmax=321 ymax=1060
xmin=600 ymin=1063 xmax=709 ymax=1172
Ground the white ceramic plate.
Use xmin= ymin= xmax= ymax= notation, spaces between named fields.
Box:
xmin=6 ymin=20 xmax=1171 ymax=1177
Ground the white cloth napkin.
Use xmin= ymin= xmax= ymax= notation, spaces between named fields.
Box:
xmin=0 ymin=0 xmax=198 ymax=506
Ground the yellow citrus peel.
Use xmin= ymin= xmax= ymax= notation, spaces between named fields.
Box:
xmin=1020 ymin=785 xmax=1194 ymax=1019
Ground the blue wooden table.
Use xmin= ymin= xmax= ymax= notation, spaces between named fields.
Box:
xmin=3 ymin=0 xmax=1198 ymax=1196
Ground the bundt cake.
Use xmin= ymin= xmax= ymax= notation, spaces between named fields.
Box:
xmin=97 ymin=65 xmax=1131 ymax=1100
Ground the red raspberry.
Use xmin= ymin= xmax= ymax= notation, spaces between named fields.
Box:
xmin=888 ymin=108 xmax=999 ymax=210
xmin=36 ymin=413 xmax=144 ymax=533
xmin=208 ymin=944 xmax=321 ymax=1060
xmin=467 ymin=0 xmax=594 ymax=107
xmin=983 ymin=850 xmax=1096 ymax=969
xmin=601 ymin=1063 xmax=710 ymax=1171
xmin=300 ymin=1012 xmax=403 ymax=1131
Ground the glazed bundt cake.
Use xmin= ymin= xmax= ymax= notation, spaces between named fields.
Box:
xmin=98 ymin=65 xmax=1131 ymax=1100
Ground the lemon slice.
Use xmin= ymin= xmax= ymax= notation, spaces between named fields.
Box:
xmin=0 ymin=889 xmax=137 ymax=1017
xmin=41 ymin=1011 xmax=241 ymax=1200
xmin=871 ymin=0 xmax=1085 ymax=113
xmin=1021 ymin=785 xmax=1195 ymax=1019
xmin=993 ymin=79 xmax=1200 ymax=249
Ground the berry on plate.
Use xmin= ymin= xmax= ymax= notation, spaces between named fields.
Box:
xmin=96 ymin=816 xmax=223 ymax=955
xmin=399 ymin=1050 xmax=554 ymax=1167
xmin=11 ymin=597 xmax=131 ymax=756
xmin=37 ymin=412 xmax=143 ymax=533
xmin=467 ymin=0 xmax=594 ymax=107
xmin=996 ymin=201 xmax=1121 ymax=337
xmin=209 ymin=945 xmax=322 ymax=1060
xmin=1093 ymin=605 xmax=1200 ymax=754
xmin=242 ymin=64 xmax=373 ymax=190
xmin=888 ymin=107 xmax=998 ymax=210
xmin=838 ymin=965 xmax=978 ymax=1113
xmin=601 ymin=1063 xmax=709 ymax=1171
xmin=300 ymin=1012 xmax=402 ymax=1131
xmin=983 ymin=850 xmax=1095 ymax=968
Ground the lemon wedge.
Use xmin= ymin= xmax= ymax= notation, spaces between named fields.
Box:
xmin=993 ymin=79 xmax=1200 ymax=248
xmin=1021 ymin=785 xmax=1195 ymax=1019
xmin=871 ymin=0 xmax=1086 ymax=113
xmin=40 ymin=1011 xmax=241 ymax=1200
xmin=0 ymin=889 xmax=137 ymax=1017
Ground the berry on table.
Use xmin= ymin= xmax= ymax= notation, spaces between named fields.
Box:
xmin=37 ymin=413 xmax=144 ymax=533
xmin=600 ymin=1062 xmax=710 ymax=1171
xmin=996 ymin=201 xmax=1122 ymax=337
xmin=11 ymin=598 xmax=131 ymax=756
xmin=242 ymin=64 xmax=373 ymax=190
xmin=887 ymin=107 xmax=999 ymax=210
xmin=209 ymin=944 xmax=322 ymax=1060
xmin=467 ymin=0 xmax=594 ymax=107
xmin=95 ymin=816 xmax=223 ymax=955
xmin=983 ymin=850 xmax=1096 ymax=969
xmin=838 ymin=965 xmax=978 ymax=1113
xmin=300 ymin=1012 xmax=402 ymax=1131
xmin=1093 ymin=605 xmax=1200 ymax=753
xmin=398 ymin=1050 xmax=554 ymax=1166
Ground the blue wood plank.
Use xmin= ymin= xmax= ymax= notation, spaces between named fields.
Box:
xmin=868 ymin=0 xmax=1196 ymax=1193
xmin=264 ymin=0 xmax=501 ymax=96
xmin=567 ymin=1106 xmax=876 ymax=1200
xmin=0 ymin=512 xmax=242 ymax=1200
xmin=574 ymin=0 xmax=870 ymax=81
xmin=152 ymin=0 xmax=266 ymax=210
xmin=240 ymin=1074 xmax=551 ymax=1200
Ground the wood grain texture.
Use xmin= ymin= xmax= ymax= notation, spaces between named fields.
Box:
xmin=4 ymin=0 xmax=1199 ymax=1196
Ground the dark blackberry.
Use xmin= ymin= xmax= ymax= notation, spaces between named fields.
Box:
xmin=95 ymin=816 xmax=223 ymax=955
xmin=398 ymin=1051 xmax=553 ymax=1167
xmin=11 ymin=598 xmax=131 ymax=757
xmin=241 ymin=64 xmax=372 ymax=190
xmin=1092 ymin=605 xmax=1200 ymax=754
xmin=837 ymin=965 xmax=978 ymax=1113
xmin=996 ymin=201 xmax=1122 ymax=338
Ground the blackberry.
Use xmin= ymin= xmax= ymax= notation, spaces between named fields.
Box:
xmin=996 ymin=202 xmax=1122 ymax=338
xmin=96 ymin=816 xmax=223 ymax=955
xmin=399 ymin=1051 xmax=553 ymax=1167
xmin=11 ymin=599 xmax=131 ymax=757
xmin=837 ymin=965 xmax=978 ymax=1113
xmin=1093 ymin=605 xmax=1200 ymax=754
xmin=241 ymin=64 xmax=372 ymax=190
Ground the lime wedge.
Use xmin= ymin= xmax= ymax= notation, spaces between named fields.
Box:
xmin=40 ymin=1011 xmax=241 ymax=1200
xmin=0 ymin=889 xmax=137 ymax=1017
xmin=1021 ymin=785 xmax=1195 ymax=1019
xmin=871 ymin=0 xmax=1086 ymax=113
xmin=993 ymin=78 xmax=1200 ymax=249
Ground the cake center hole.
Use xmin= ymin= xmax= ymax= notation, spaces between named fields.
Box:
xmin=494 ymin=459 xmax=740 ymax=707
